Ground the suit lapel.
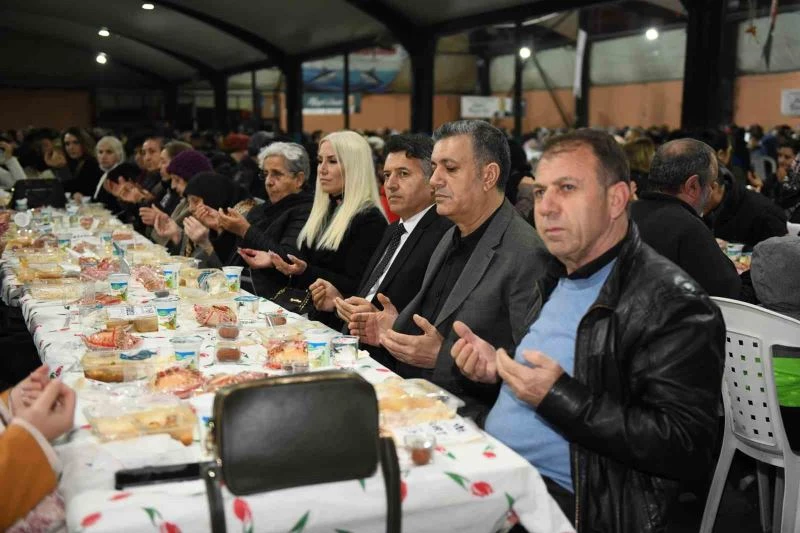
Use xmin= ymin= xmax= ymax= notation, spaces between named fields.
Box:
xmin=434 ymin=201 xmax=513 ymax=327
xmin=376 ymin=207 xmax=437 ymax=294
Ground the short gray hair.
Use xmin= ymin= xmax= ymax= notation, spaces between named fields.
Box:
xmin=433 ymin=120 xmax=510 ymax=189
xmin=649 ymin=139 xmax=718 ymax=194
xmin=96 ymin=136 xmax=125 ymax=163
xmin=259 ymin=142 xmax=309 ymax=180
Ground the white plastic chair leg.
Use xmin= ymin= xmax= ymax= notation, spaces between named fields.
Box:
xmin=779 ymin=461 xmax=800 ymax=533
xmin=756 ymin=463 xmax=773 ymax=532
xmin=700 ymin=440 xmax=737 ymax=533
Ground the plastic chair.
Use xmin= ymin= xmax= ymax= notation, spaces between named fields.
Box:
xmin=202 ymin=370 xmax=401 ymax=533
xmin=700 ymin=297 xmax=800 ymax=533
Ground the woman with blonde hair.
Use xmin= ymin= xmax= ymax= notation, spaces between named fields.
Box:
xmin=242 ymin=131 xmax=387 ymax=325
xmin=623 ymin=136 xmax=655 ymax=199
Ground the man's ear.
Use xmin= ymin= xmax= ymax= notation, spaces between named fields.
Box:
xmin=483 ymin=162 xmax=500 ymax=191
xmin=607 ymin=180 xmax=631 ymax=219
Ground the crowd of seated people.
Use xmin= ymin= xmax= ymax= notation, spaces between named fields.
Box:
xmin=2 ymin=118 xmax=800 ymax=531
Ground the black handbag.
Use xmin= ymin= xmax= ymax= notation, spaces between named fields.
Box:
xmin=202 ymin=371 xmax=401 ymax=533
xmin=271 ymin=284 xmax=312 ymax=315
xmin=11 ymin=179 xmax=66 ymax=209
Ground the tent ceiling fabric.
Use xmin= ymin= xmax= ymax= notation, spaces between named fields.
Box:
xmin=4 ymin=0 xmax=686 ymax=89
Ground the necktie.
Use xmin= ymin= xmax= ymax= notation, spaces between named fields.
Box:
xmin=362 ymin=223 xmax=406 ymax=296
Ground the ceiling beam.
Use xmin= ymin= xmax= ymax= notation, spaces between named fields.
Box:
xmin=1 ymin=28 xmax=168 ymax=85
xmin=155 ymin=0 xmax=286 ymax=66
xmin=430 ymin=0 xmax=607 ymax=35
xmin=296 ymin=36 xmax=390 ymax=62
xmin=623 ymin=0 xmax=687 ymax=22
xmin=341 ymin=0 xmax=417 ymax=45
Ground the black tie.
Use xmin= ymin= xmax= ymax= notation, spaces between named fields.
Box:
xmin=362 ymin=223 xmax=406 ymax=296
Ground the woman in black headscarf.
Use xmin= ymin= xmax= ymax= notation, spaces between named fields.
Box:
xmin=177 ymin=172 xmax=249 ymax=264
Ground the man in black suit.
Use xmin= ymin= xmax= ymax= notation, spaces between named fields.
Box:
xmin=309 ymin=134 xmax=452 ymax=368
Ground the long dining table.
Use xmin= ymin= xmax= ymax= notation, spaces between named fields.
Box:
xmin=1 ymin=217 xmax=574 ymax=533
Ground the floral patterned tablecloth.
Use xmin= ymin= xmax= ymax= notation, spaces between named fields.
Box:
xmin=12 ymin=274 xmax=574 ymax=533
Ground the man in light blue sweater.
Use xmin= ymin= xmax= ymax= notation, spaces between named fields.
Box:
xmin=451 ymin=130 xmax=724 ymax=532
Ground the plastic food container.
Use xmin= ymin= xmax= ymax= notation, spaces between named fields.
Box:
xmin=108 ymin=273 xmax=130 ymax=302
xmin=83 ymin=398 xmax=197 ymax=445
xmin=25 ymin=278 xmax=85 ymax=301
xmin=162 ymin=263 xmax=181 ymax=291
xmin=216 ymin=322 xmax=240 ymax=340
xmin=258 ymin=326 xmax=306 ymax=370
xmin=154 ymin=296 xmax=179 ymax=330
xmin=170 ymin=336 xmax=203 ymax=370
xmin=215 ymin=340 xmax=242 ymax=363
xmin=305 ymin=328 xmax=334 ymax=368
xmin=80 ymin=349 xmax=174 ymax=383
xmin=374 ymin=378 xmax=464 ymax=428
xmin=222 ymin=266 xmax=244 ymax=292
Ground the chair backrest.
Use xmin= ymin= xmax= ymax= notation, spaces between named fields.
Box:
xmin=751 ymin=154 xmax=777 ymax=181
xmin=203 ymin=370 xmax=401 ymax=533
xmin=11 ymin=179 xmax=66 ymax=209
xmin=213 ymin=370 xmax=379 ymax=494
xmin=712 ymin=297 xmax=800 ymax=455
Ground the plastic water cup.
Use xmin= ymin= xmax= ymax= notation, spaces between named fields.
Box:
xmin=56 ymin=232 xmax=72 ymax=250
xmin=162 ymin=263 xmax=181 ymax=291
xmin=170 ymin=336 xmax=203 ymax=370
xmin=108 ymin=273 xmax=130 ymax=302
xmin=155 ymin=296 xmax=179 ymax=330
xmin=223 ymin=266 xmax=244 ymax=293
xmin=305 ymin=328 xmax=334 ymax=368
xmin=15 ymin=198 xmax=28 ymax=211
xmin=331 ymin=335 xmax=359 ymax=368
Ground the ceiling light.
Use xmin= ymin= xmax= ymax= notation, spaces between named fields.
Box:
xmin=96 ymin=53 xmax=108 ymax=65
xmin=519 ymin=46 xmax=531 ymax=60
xmin=645 ymin=28 xmax=659 ymax=41
xmin=142 ymin=3 xmax=155 ymax=10
xmin=98 ymin=28 xmax=110 ymax=37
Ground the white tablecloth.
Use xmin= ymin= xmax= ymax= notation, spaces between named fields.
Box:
xmin=6 ymin=248 xmax=574 ymax=533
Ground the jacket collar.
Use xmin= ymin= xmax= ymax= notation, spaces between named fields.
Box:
xmin=538 ymin=220 xmax=641 ymax=309
xmin=638 ymin=191 xmax=700 ymax=219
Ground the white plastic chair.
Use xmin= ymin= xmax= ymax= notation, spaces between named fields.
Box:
xmin=700 ymin=297 xmax=800 ymax=533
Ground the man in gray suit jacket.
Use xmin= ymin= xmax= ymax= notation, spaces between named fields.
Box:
xmin=351 ymin=120 xmax=548 ymax=422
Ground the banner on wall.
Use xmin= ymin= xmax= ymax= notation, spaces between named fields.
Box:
xmin=303 ymin=46 xmax=406 ymax=93
xmin=460 ymin=96 xmax=522 ymax=118
xmin=302 ymin=93 xmax=362 ymax=115
xmin=781 ymin=89 xmax=800 ymax=116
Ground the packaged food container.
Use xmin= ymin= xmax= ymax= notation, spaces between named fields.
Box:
xmin=170 ymin=335 xmax=203 ymax=370
xmin=108 ymin=273 xmax=130 ymax=302
xmin=215 ymin=340 xmax=242 ymax=363
xmin=216 ymin=322 xmax=240 ymax=340
xmin=154 ymin=296 xmax=179 ymax=330
xmin=257 ymin=326 xmax=306 ymax=370
xmin=83 ymin=397 xmax=197 ymax=445
xmin=25 ymin=278 xmax=85 ymax=301
xmin=105 ymin=304 xmax=159 ymax=333
xmin=151 ymin=365 xmax=206 ymax=398
xmin=80 ymin=349 xmax=173 ymax=383
xmin=405 ymin=434 xmax=436 ymax=466
xmin=234 ymin=295 xmax=259 ymax=318
xmin=374 ymin=378 xmax=464 ymax=428
xmin=331 ymin=335 xmax=359 ymax=368
xmin=190 ymin=298 xmax=238 ymax=327
xmin=305 ymin=328 xmax=334 ymax=368
xmin=162 ymin=263 xmax=181 ymax=291
xmin=222 ymin=266 xmax=244 ymax=293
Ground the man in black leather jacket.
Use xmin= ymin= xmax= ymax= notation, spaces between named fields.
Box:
xmin=451 ymin=129 xmax=724 ymax=532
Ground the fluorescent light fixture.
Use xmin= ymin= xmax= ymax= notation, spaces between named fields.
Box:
xmin=96 ymin=53 xmax=108 ymax=65
xmin=98 ymin=28 xmax=110 ymax=37
xmin=645 ymin=28 xmax=659 ymax=41
xmin=142 ymin=3 xmax=155 ymax=10
xmin=519 ymin=46 xmax=531 ymax=60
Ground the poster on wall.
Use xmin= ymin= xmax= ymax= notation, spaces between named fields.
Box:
xmin=303 ymin=46 xmax=406 ymax=93
xmin=303 ymin=93 xmax=362 ymax=115
xmin=460 ymin=96 xmax=522 ymax=118
xmin=781 ymin=90 xmax=800 ymax=116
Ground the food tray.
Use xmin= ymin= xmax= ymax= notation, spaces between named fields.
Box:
xmin=25 ymin=279 xmax=86 ymax=301
xmin=84 ymin=399 xmax=197 ymax=445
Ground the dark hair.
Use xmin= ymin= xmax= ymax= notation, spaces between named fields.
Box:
xmin=692 ymin=129 xmax=730 ymax=154
xmin=541 ymin=128 xmax=630 ymax=186
xmin=432 ymin=120 xmax=511 ymax=189
xmin=649 ymin=138 xmax=718 ymax=194
xmin=384 ymin=134 xmax=434 ymax=178
xmin=105 ymin=162 xmax=141 ymax=183
xmin=779 ymin=138 xmax=800 ymax=155
xmin=62 ymin=127 xmax=96 ymax=161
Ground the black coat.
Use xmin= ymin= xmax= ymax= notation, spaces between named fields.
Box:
xmin=197 ymin=192 xmax=313 ymax=298
xmin=295 ymin=205 xmax=388 ymax=327
xmin=630 ymin=192 xmax=741 ymax=298
xmin=705 ymin=173 xmax=787 ymax=249
xmin=62 ymin=157 xmax=102 ymax=196
xmin=351 ymin=207 xmax=452 ymax=369
xmin=537 ymin=223 xmax=724 ymax=533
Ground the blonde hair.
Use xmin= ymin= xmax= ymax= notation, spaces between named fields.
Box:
xmin=298 ymin=131 xmax=384 ymax=251
xmin=623 ymin=137 xmax=655 ymax=174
